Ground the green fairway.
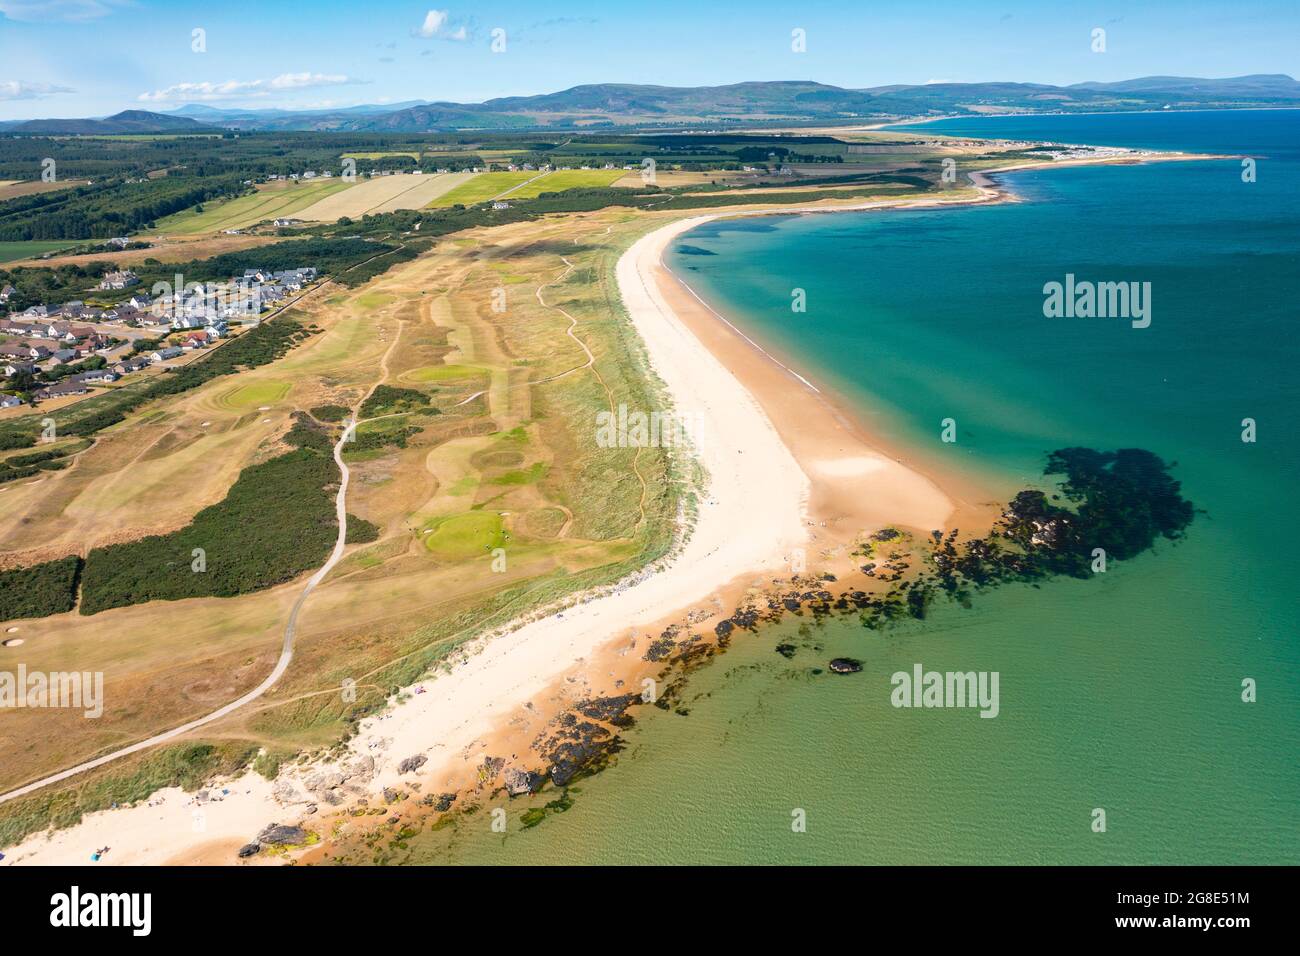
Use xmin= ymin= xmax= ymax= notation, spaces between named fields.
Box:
xmin=219 ymin=380 xmax=292 ymax=409
xmin=403 ymin=363 xmax=488 ymax=383
xmin=153 ymin=179 xmax=354 ymax=235
xmin=0 ymin=241 xmax=75 ymax=263
xmin=422 ymin=511 xmax=506 ymax=561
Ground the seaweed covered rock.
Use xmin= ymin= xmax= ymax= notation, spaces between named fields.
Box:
xmin=257 ymin=823 xmax=306 ymax=846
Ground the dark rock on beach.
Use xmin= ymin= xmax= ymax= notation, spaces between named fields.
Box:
xmin=257 ymin=823 xmax=307 ymax=846
xmin=828 ymin=658 xmax=863 ymax=674
xmin=397 ymin=754 xmax=427 ymax=774
xmin=237 ymin=842 xmax=261 ymax=859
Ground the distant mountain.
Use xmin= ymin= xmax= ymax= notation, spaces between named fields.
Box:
xmin=8 ymin=76 xmax=1297 ymax=135
xmin=163 ymin=100 xmax=430 ymax=120
xmin=10 ymin=110 xmax=213 ymax=135
xmin=346 ymin=74 xmax=1300 ymax=131
xmin=1069 ymin=74 xmax=1300 ymax=96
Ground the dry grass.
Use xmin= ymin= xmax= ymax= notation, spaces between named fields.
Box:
xmin=0 ymin=207 xmax=681 ymax=798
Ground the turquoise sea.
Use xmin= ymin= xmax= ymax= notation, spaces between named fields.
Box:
xmin=407 ymin=110 xmax=1299 ymax=864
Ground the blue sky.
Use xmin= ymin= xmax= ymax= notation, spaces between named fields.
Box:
xmin=1 ymin=0 xmax=1297 ymax=118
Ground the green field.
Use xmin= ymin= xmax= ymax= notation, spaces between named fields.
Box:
xmin=510 ymin=168 xmax=627 ymax=198
xmin=153 ymin=180 xmax=354 ymax=235
xmin=340 ymin=151 xmax=422 ymax=161
xmin=426 ymin=169 xmax=629 ymax=207
xmin=426 ymin=171 xmax=533 ymax=207
xmin=0 ymin=240 xmax=75 ymax=263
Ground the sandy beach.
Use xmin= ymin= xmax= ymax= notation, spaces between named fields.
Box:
xmin=3 ymin=153 xmax=1187 ymax=866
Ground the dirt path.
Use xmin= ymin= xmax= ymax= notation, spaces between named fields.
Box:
xmin=0 ymin=307 xmax=404 ymax=806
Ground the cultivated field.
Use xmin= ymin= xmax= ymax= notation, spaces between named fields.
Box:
xmin=509 ymin=168 xmax=626 ymax=197
xmin=294 ymin=173 xmax=473 ymax=220
xmin=426 ymin=171 xmax=532 ymax=207
xmin=152 ymin=179 xmax=353 ymax=235
xmin=0 ymin=179 xmax=85 ymax=202
xmin=4 ymin=232 xmax=301 ymax=269
xmin=0 ymin=240 xmax=76 ymax=263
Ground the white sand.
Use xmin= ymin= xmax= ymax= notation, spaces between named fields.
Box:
xmin=2 ymin=214 xmax=813 ymax=865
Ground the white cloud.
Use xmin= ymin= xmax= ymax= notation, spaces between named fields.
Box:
xmin=138 ymin=73 xmax=363 ymax=103
xmin=0 ymin=0 xmax=124 ymax=21
xmin=0 ymin=80 xmax=75 ymax=100
xmin=413 ymin=9 xmax=468 ymax=40
xmin=416 ymin=9 xmax=448 ymax=37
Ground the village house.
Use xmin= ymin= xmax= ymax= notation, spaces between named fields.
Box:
xmin=0 ymin=394 xmax=23 ymax=408
xmin=0 ymin=342 xmax=51 ymax=362
xmin=149 ymin=346 xmax=183 ymax=364
xmin=4 ymin=360 xmax=36 ymax=377
xmin=69 ymin=369 xmax=117 ymax=385
xmin=0 ymin=285 xmax=16 ymax=303
xmin=0 ymin=319 xmax=41 ymax=336
xmin=98 ymin=270 xmax=140 ymax=290
xmin=34 ymin=380 xmax=89 ymax=400
xmin=112 ymin=356 xmax=151 ymax=376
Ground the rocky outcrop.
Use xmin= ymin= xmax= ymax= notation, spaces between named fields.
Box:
xmin=257 ymin=823 xmax=307 ymax=846
xmin=397 ymin=754 xmax=427 ymax=774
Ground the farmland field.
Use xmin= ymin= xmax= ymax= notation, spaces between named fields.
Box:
xmin=425 ymin=171 xmax=533 ymax=207
xmin=153 ymin=179 xmax=353 ymax=235
xmin=340 ymin=151 xmax=421 ymax=160
xmin=0 ymin=240 xmax=76 ymax=262
xmin=294 ymin=172 xmax=473 ymax=220
xmin=0 ymin=179 xmax=86 ymax=202
xmin=509 ymin=168 xmax=626 ymax=197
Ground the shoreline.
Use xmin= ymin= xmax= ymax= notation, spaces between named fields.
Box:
xmin=1 ymin=147 xmax=1216 ymax=865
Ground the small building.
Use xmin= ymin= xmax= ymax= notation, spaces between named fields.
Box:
xmin=98 ymin=270 xmax=140 ymax=290
xmin=0 ymin=394 xmax=24 ymax=408
xmin=34 ymin=380 xmax=89 ymax=400
xmin=69 ymin=369 xmax=117 ymax=385
xmin=149 ymin=347 xmax=183 ymax=364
